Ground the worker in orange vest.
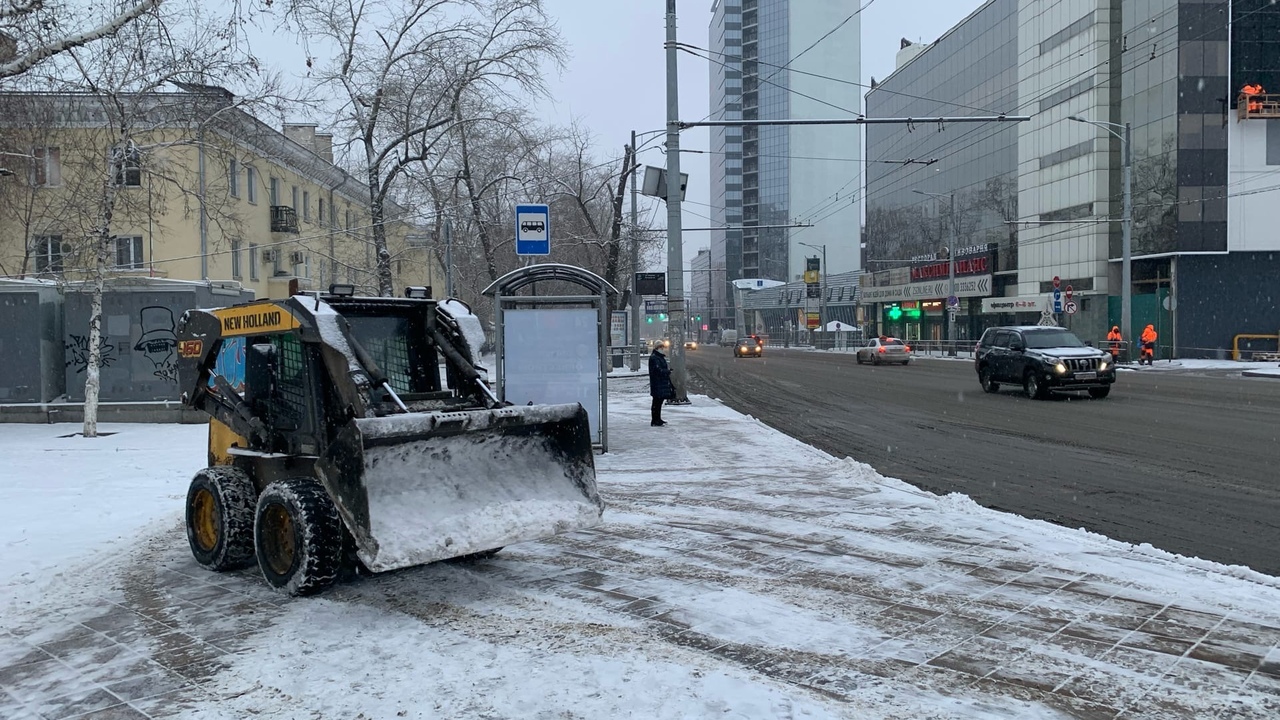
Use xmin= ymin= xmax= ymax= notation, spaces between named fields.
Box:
xmin=1242 ymin=83 xmax=1265 ymax=113
xmin=1140 ymin=324 xmax=1157 ymax=365
xmin=1106 ymin=325 xmax=1123 ymax=361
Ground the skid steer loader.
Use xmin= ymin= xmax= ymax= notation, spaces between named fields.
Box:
xmin=175 ymin=286 xmax=603 ymax=596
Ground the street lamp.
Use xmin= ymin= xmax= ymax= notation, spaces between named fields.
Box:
xmin=1069 ymin=115 xmax=1132 ymax=353
xmin=797 ymin=241 xmax=826 ymax=344
xmin=913 ymin=189 xmax=957 ymax=354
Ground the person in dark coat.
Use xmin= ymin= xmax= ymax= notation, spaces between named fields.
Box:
xmin=648 ymin=344 xmax=674 ymax=426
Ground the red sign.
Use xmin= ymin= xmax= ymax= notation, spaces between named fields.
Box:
xmin=806 ymin=313 xmax=820 ymax=329
xmin=909 ymin=255 xmax=991 ymax=281
xmin=1052 ymin=275 xmax=1061 ymax=289
xmin=1065 ymin=284 xmax=1074 ymax=300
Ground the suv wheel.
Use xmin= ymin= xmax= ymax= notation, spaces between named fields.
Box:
xmin=978 ymin=366 xmax=999 ymax=393
xmin=1024 ymin=371 xmax=1047 ymax=400
xmin=1088 ymin=386 xmax=1111 ymax=399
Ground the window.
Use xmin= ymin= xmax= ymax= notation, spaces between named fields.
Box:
xmin=329 ymin=201 xmax=337 ymax=227
xmin=33 ymin=235 xmax=66 ymax=272
xmin=246 ymin=166 xmax=258 ymax=203
xmin=110 ymin=143 xmax=141 ymax=187
xmin=345 ymin=208 xmax=352 ymax=230
xmin=249 ymin=242 xmax=259 ymax=280
xmin=31 ymin=147 xmax=61 ymax=187
xmin=269 ymin=176 xmax=279 ymax=205
xmin=318 ymin=198 xmax=326 ymax=227
xmin=229 ymin=158 xmax=240 ymax=198
xmin=291 ymin=185 xmax=299 ymax=211
xmin=113 ymin=236 xmax=144 ymax=269
xmin=302 ymin=190 xmax=311 ymax=221
xmin=231 ymin=238 xmax=243 ymax=279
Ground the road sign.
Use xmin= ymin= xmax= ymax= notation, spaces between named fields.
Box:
xmin=1052 ymin=289 xmax=1063 ymax=313
xmin=1065 ymin=300 xmax=1078 ymax=314
xmin=946 ymin=295 xmax=959 ymax=308
xmin=1052 ymin=275 xmax=1061 ymax=289
xmin=515 ymin=204 xmax=550 ymax=255
xmin=644 ymin=299 xmax=667 ymax=314
xmin=1065 ymin=284 xmax=1074 ymax=300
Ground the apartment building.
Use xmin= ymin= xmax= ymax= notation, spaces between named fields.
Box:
xmin=0 ymin=88 xmax=437 ymax=300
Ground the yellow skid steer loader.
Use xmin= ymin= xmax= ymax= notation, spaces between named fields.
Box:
xmin=176 ymin=287 xmax=603 ymax=596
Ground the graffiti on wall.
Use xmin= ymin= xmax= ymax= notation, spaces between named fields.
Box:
xmin=210 ymin=336 xmax=247 ymax=395
xmin=65 ymin=334 xmax=118 ymax=374
xmin=134 ymin=306 xmax=179 ymax=383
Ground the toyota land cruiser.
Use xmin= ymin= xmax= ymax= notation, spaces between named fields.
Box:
xmin=975 ymin=326 xmax=1116 ymax=399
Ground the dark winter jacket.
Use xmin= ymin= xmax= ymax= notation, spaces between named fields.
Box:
xmin=648 ymin=349 xmax=674 ymax=399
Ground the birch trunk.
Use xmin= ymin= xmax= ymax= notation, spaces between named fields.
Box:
xmin=83 ymin=173 xmax=119 ymax=437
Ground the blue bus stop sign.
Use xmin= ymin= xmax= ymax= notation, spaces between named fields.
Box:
xmin=515 ymin=204 xmax=550 ymax=256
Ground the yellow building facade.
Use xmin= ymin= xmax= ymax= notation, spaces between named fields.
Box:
xmin=0 ymin=90 xmax=440 ymax=300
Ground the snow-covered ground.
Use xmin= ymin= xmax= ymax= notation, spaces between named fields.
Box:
xmin=3 ymin=390 xmax=1280 ymax=719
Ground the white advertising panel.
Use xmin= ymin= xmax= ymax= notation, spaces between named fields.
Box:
xmin=503 ymin=309 xmax=601 ymax=442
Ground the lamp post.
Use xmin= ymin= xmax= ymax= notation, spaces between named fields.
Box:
xmin=913 ymin=189 xmax=957 ymax=354
xmin=1070 ymin=115 xmax=1131 ymax=352
xmin=797 ymin=241 xmax=826 ymax=344
xmin=629 ymin=128 xmax=667 ymax=370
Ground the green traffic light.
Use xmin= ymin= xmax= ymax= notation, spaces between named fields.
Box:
xmin=646 ymin=317 xmax=653 ymax=324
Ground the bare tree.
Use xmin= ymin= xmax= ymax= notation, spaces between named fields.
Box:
xmin=288 ymin=0 xmax=564 ymax=296
xmin=29 ymin=1 xmax=279 ymax=437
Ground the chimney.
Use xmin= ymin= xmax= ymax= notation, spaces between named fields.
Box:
xmin=314 ymin=133 xmax=334 ymax=164
xmin=283 ymin=123 xmax=318 ymax=153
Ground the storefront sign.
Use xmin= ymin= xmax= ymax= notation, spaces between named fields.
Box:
xmin=981 ymin=296 xmax=1047 ymax=313
xmin=860 ymin=275 xmax=992 ymax=303
xmin=909 ymin=243 xmax=998 ymax=282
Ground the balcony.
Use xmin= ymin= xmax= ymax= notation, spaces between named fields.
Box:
xmin=270 ymin=205 xmax=299 ymax=234
xmin=1237 ymin=93 xmax=1280 ymax=121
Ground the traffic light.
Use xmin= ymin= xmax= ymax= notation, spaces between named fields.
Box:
xmin=646 ymin=316 xmax=653 ymax=324
xmin=695 ymin=315 xmax=701 ymax=321
xmin=659 ymin=313 xmax=667 ymax=321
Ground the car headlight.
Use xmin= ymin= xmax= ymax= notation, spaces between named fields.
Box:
xmin=1099 ymin=359 xmax=1110 ymax=371
xmin=1054 ymin=363 xmax=1067 ymax=374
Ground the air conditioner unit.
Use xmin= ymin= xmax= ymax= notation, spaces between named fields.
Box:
xmin=289 ymin=251 xmax=304 ymax=265
xmin=260 ymin=248 xmax=278 ymax=263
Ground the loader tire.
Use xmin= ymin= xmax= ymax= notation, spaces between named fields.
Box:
xmin=254 ymin=477 xmax=343 ymax=596
xmin=186 ymin=466 xmax=257 ymax=572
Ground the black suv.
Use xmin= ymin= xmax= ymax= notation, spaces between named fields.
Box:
xmin=974 ymin=326 xmax=1116 ymax=399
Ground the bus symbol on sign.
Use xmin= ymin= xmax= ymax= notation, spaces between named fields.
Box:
xmin=515 ymin=203 xmax=551 ymax=256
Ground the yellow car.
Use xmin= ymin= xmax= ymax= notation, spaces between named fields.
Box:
xmin=684 ymin=340 xmax=698 ymax=350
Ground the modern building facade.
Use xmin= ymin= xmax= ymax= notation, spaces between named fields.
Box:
xmin=708 ymin=0 xmax=862 ymax=335
xmin=864 ymin=0 xmax=1280 ymax=357
xmin=0 ymin=89 xmax=434 ymax=301
xmin=864 ymin=0 xmax=1019 ymax=344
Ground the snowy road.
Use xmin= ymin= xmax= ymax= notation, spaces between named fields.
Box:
xmin=687 ymin=347 xmax=1280 ymax=576
xmin=3 ymin=387 xmax=1280 ymax=718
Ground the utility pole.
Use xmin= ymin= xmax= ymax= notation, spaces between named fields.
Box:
xmin=444 ymin=218 xmax=454 ymax=298
xmin=948 ymin=192 xmax=957 ymax=355
xmin=913 ymin=189 xmax=957 ymax=354
xmin=798 ymin=241 xmax=826 ymax=344
xmin=664 ymin=0 xmax=689 ymax=403
xmin=1121 ymin=122 xmax=1132 ymax=354
xmin=630 ymin=130 xmax=641 ymax=371
xmin=1069 ymin=116 xmax=1132 ymax=352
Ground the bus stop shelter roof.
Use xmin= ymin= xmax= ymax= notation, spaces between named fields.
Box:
xmin=482 ymin=263 xmax=618 ymax=297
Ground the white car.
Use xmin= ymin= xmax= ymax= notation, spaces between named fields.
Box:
xmin=856 ymin=337 xmax=911 ymax=365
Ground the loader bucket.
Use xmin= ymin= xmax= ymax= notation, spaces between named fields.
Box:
xmin=318 ymin=403 xmax=603 ymax=573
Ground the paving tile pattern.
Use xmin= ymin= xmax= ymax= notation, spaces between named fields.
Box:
xmin=4 ymin=397 xmax=1280 ymax=718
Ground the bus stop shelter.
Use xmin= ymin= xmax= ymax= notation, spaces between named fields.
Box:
xmin=483 ymin=263 xmax=618 ymax=451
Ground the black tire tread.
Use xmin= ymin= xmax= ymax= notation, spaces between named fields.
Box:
xmin=186 ymin=466 xmax=257 ymax=572
xmin=256 ymin=477 xmax=343 ymax=597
